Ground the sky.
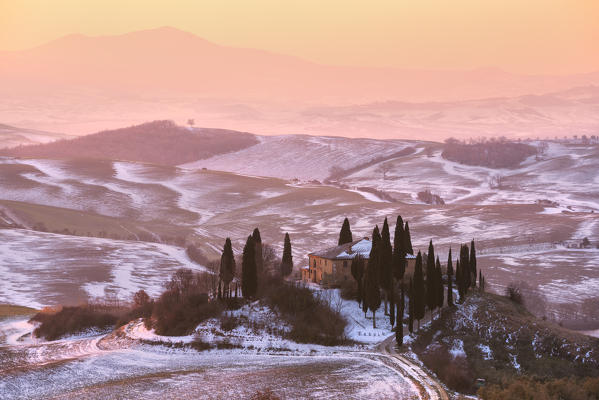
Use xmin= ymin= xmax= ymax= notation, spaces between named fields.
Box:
xmin=1 ymin=0 xmax=598 ymax=75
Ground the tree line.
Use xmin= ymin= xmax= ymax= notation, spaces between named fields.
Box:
xmin=342 ymin=216 xmax=485 ymax=346
xmin=217 ymin=228 xmax=294 ymax=301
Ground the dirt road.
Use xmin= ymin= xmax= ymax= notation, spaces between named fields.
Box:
xmin=375 ymin=335 xmax=450 ymax=400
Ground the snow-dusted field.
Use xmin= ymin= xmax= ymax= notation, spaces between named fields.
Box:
xmin=0 ymin=292 xmax=420 ymax=400
xmin=0 ymin=138 xmax=597 ymax=398
xmin=182 ymin=134 xmax=415 ymax=181
xmin=0 ymin=228 xmax=207 ymax=309
xmin=0 ymin=341 xmax=418 ymax=400
xmin=1 ymin=143 xmax=598 ymax=312
xmin=343 ymin=142 xmax=599 ymax=211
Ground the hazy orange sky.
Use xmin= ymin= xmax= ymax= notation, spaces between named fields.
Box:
xmin=1 ymin=0 xmax=598 ymax=74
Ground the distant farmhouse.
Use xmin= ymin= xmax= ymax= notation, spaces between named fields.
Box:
xmin=301 ymin=237 xmax=416 ymax=286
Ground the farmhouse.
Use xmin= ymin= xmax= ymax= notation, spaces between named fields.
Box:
xmin=301 ymin=238 xmax=417 ymax=286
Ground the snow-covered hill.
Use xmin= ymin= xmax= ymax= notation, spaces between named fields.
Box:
xmin=182 ymin=134 xmax=419 ymax=181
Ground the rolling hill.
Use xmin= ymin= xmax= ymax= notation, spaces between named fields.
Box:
xmin=413 ymin=291 xmax=599 ymax=395
xmin=1 ymin=120 xmax=258 ymax=165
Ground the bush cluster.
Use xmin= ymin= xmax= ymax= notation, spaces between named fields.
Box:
xmin=31 ymin=305 xmax=119 ymax=340
xmin=152 ymin=269 xmax=221 ymax=336
xmin=479 ymin=377 xmax=599 ymax=400
xmin=263 ymin=277 xmax=347 ymax=345
xmin=419 ymin=346 xmax=475 ymax=393
xmin=442 ymin=139 xmax=536 ymax=168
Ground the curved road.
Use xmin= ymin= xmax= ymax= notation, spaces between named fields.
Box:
xmin=2 ymin=318 xmax=448 ymax=399
xmin=375 ymin=335 xmax=449 ymax=400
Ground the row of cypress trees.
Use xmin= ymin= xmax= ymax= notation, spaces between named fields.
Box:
xmin=349 ymin=215 xmax=414 ymax=329
xmin=343 ymin=217 xmax=484 ymax=344
xmin=218 ymin=228 xmax=294 ymax=300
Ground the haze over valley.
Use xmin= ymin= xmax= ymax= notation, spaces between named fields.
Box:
xmin=2 ymin=3 xmax=599 ymax=398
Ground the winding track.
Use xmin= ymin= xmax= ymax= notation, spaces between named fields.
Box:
xmin=375 ymin=335 xmax=449 ymax=400
xmin=2 ymin=319 xmax=448 ymax=399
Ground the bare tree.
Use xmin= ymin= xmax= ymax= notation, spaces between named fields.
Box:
xmin=377 ymin=162 xmax=393 ymax=180
xmin=187 ymin=119 xmax=195 ymax=129
xmin=489 ymin=174 xmax=505 ymax=189
xmin=261 ymin=243 xmax=278 ymax=276
xmin=536 ymin=141 xmax=549 ymax=160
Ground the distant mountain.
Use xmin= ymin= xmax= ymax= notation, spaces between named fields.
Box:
xmin=1 ymin=120 xmax=259 ymax=165
xmin=2 ymin=27 xmax=599 ymax=103
xmin=0 ymin=123 xmax=73 ymax=149
xmin=2 ymin=27 xmax=599 ymax=138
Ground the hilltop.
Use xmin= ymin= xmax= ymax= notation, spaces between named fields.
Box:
xmin=411 ymin=291 xmax=599 ymax=395
xmin=1 ymin=120 xmax=258 ymax=166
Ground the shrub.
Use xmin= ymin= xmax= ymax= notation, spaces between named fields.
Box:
xmin=153 ymin=290 xmax=222 ymax=336
xmin=506 ymin=283 xmax=523 ymax=305
xmin=190 ymin=337 xmax=213 ymax=351
xmin=264 ymin=278 xmax=347 ymax=345
xmin=220 ymin=315 xmax=240 ymax=332
xmin=224 ymin=297 xmax=243 ymax=310
xmin=339 ymin=279 xmax=358 ymax=301
xmin=151 ymin=268 xmax=223 ymax=336
xmin=478 ymin=377 xmax=599 ymax=400
xmin=420 ymin=346 xmax=476 ymax=393
xmin=31 ymin=305 xmax=118 ymax=340
xmin=186 ymin=244 xmax=211 ymax=265
xmin=417 ymin=189 xmax=445 ymax=205
xmin=116 ymin=290 xmax=154 ymax=327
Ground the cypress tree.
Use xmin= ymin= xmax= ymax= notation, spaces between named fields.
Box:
xmin=252 ymin=228 xmax=263 ymax=276
xmin=403 ymin=222 xmax=414 ymax=255
xmin=456 ymin=259 xmax=464 ymax=302
xmin=338 ymin=217 xmax=353 ymax=245
xmin=392 ymin=215 xmax=406 ymax=280
xmin=460 ymin=244 xmax=471 ymax=291
xmin=395 ymin=296 xmax=403 ymax=346
xmin=350 ymin=255 xmax=365 ymax=305
xmin=400 ymin=282 xmax=405 ymax=327
xmin=479 ymin=270 xmax=484 ymax=292
xmin=280 ymin=233 xmax=293 ymax=277
xmin=241 ymin=235 xmax=257 ymax=298
xmin=396 ymin=281 xmax=405 ymax=345
xmin=389 ymin=284 xmax=395 ymax=327
xmin=364 ymin=225 xmax=381 ymax=321
xmin=362 ymin=277 xmax=368 ymax=317
xmin=219 ymin=238 xmax=235 ymax=299
xmin=368 ymin=226 xmax=381 ymax=297
xmin=413 ymin=252 xmax=425 ymax=330
xmin=408 ymin=279 xmax=414 ymax=334
xmin=470 ymin=239 xmax=477 ymax=287
xmin=436 ymin=256 xmax=443 ymax=312
xmin=364 ymin=263 xmax=381 ymax=329
xmin=447 ymin=248 xmax=454 ymax=306
xmin=380 ymin=218 xmax=393 ymax=314
xmin=426 ymin=240 xmax=436 ymax=319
